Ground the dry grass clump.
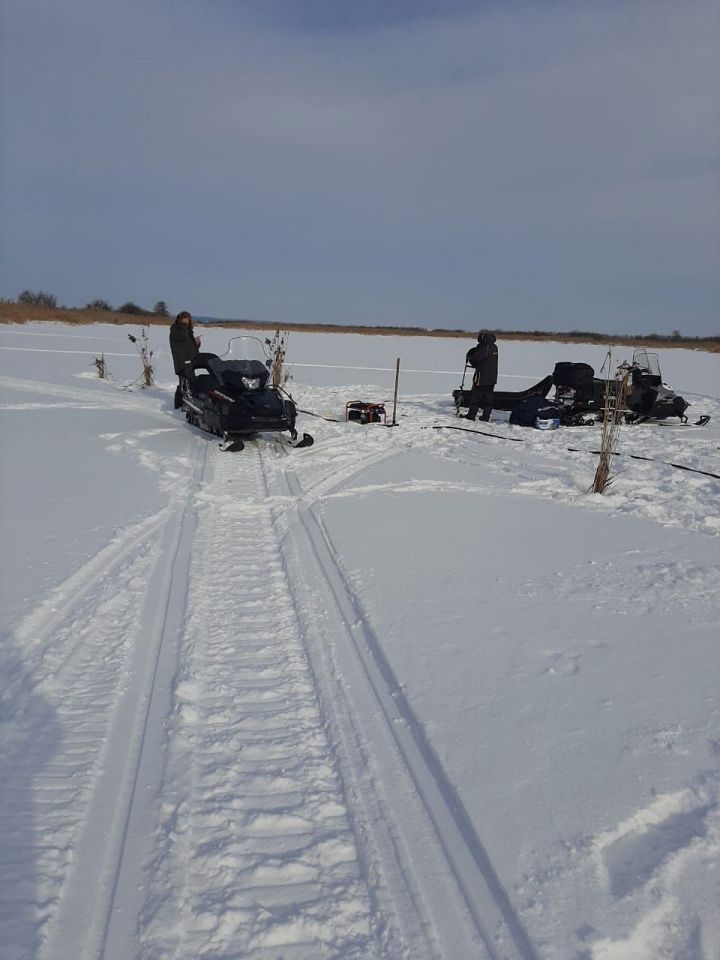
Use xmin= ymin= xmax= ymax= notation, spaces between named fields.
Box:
xmin=265 ymin=330 xmax=291 ymax=388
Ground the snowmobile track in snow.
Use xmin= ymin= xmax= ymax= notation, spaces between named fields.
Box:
xmin=281 ymin=461 xmax=540 ymax=960
xmin=30 ymin=437 xmax=208 ymax=960
xmin=136 ymin=444 xmax=384 ymax=960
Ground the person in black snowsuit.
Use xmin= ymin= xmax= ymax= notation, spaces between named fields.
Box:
xmin=464 ymin=331 xmax=498 ymax=421
xmin=169 ymin=311 xmax=201 ymax=409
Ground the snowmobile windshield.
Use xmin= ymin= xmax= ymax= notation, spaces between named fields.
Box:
xmin=632 ymin=349 xmax=661 ymax=378
xmin=223 ymin=336 xmax=269 ymax=366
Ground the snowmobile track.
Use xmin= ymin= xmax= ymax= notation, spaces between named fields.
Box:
xmin=9 ymin=508 xmax=170 ymax=690
xmin=36 ymin=438 xmax=208 ymax=960
xmin=1 ymin=440 xmax=204 ymax=960
xmin=133 ymin=445 xmax=384 ymax=959
xmin=281 ymin=464 xmax=540 ymax=960
xmin=0 ymin=375 xmax=181 ymax=428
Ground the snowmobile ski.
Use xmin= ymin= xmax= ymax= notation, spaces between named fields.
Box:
xmin=662 ymin=415 xmax=711 ymax=427
xmin=219 ymin=434 xmax=245 ymax=452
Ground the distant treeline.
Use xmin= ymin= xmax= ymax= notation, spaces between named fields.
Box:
xmin=3 ymin=292 xmax=718 ymax=349
xmin=14 ymin=290 xmax=171 ymax=317
xmin=200 ymin=317 xmax=719 ymax=347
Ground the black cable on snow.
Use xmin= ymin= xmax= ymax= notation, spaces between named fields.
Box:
xmin=566 ymin=448 xmax=720 ymax=481
xmin=432 ymin=424 xmax=525 ymax=442
xmin=432 ymin=425 xmax=720 ymax=480
xmin=296 ymin=407 xmax=341 ymax=423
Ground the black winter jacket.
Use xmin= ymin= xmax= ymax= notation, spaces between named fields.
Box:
xmin=169 ymin=321 xmax=199 ymax=375
xmin=466 ymin=339 xmax=498 ymax=387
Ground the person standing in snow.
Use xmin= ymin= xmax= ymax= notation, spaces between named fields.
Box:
xmin=464 ymin=330 xmax=498 ymax=421
xmin=169 ymin=310 xmax=201 ymax=409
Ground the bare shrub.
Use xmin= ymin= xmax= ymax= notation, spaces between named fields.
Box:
xmin=93 ymin=354 xmax=109 ymax=379
xmin=128 ymin=327 xmax=155 ymax=386
xmin=265 ymin=330 xmax=291 ymax=388
xmin=18 ymin=289 xmax=57 ymax=308
xmin=118 ymin=302 xmax=149 ymax=316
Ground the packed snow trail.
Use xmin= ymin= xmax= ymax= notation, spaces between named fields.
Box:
xmin=136 ymin=445 xmax=387 ymax=960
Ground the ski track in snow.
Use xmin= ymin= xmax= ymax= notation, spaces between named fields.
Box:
xmin=1 ymin=440 xmax=206 ymax=960
xmin=278 ymin=469 xmax=538 ymax=960
xmin=0 ymin=375 xmax=180 ymax=428
xmin=137 ymin=447 xmax=386 ymax=960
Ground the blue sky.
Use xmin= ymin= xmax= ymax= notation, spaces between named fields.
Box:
xmin=1 ymin=0 xmax=718 ymax=335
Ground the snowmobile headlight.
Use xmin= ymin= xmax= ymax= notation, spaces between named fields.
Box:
xmin=241 ymin=376 xmax=261 ymax=390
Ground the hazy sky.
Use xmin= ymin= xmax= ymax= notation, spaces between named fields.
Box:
xmin=2 ymin=0 xmax=719 ymax=335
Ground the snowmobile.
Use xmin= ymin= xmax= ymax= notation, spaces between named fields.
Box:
xmin=180 ymin=336 xmax=313 ymax=451
xmin=552 ymin=350 xmax=692 ymax=423
xmin=624 ymin=349 xmax=690 ymax=422
xmin=453 ymin=349 xmax=699 ymax=425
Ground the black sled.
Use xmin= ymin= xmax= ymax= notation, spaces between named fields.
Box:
xmin=180 ymin=337 xmax=313 ymax=450
xmin=453 ymin=375 xmax=554 ymax=413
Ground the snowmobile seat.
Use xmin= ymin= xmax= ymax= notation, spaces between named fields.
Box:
xmin=631 ymin=368 xmax=661 ymax=389
xmin=189 ymin=372 xmax=214 ymax=394
xmin=553 ymin=362 xmax=595 ymax=404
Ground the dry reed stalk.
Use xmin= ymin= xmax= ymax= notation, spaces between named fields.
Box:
xmin=265 ymin=330 xmax=290 ymax=388
xmin=592 ymin=353 xmax=631 ymax=493
xmin=93 ymin=354 xmax=108 ymax=379
xmin=128 ymin=327 xmax=155 ymax=387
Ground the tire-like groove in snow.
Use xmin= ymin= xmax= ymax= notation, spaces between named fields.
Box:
xmin=282 ymin=467 xmax=539 ymax=960
xmin=1 ymin=444 xmax=198 ymax=959
xmin=137 ymin=445 xmax=384 ymax=960
xmin=8 ymin=508 xmax=170 ymax=691
xmin=41 ymin=438 xmax=208 ymax=960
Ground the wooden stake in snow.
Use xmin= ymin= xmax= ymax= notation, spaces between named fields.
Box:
xmin=592 ymin=352 xmax=631 ymax=494
xmin=390 ymin=357 xmax=400 ymax=426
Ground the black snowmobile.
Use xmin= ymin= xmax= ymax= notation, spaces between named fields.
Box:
xmin=624 ymin=349 xmax=690 ymax=422
xmin=552 ymin=350 xmax=692 ymax=423
xmin=180 ymin=336 xmax=313 ymax=451
xmin=453 ymin=348 xmax=699 ymax=425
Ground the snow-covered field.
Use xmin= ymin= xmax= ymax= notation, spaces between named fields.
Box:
xmin=1 ymin=322 xmax=719 ymax=960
